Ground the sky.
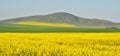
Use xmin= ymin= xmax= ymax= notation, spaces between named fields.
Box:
xmin=0 ymin=0 xmax=120 ymax=22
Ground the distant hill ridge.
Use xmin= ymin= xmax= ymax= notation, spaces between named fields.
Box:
xmin=1 ymin=12 xmax=120 ymax=28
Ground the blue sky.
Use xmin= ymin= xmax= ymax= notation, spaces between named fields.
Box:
xmin=0 ymin=0 xmax=120 ymax=22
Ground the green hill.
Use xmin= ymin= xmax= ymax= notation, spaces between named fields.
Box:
xmin=0 ymin=12 xmax=120 ymax=32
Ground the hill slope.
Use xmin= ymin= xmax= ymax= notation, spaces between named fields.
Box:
xmin=1 ymin=12 xmax=120 ymax=28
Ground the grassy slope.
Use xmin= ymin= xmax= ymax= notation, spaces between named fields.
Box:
xmin=0 ymin=23 xmax=120 ymax=33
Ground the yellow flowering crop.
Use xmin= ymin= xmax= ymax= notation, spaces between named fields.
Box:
xmin=14 ymin=21 xmax=76 ymax=27
xmin=0 ymin=33 xmax=120 ymax=56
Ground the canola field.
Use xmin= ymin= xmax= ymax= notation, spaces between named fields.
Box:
xmin=14 ymin=21 xmax=76 ymax=27
xmin=0 ymin=33 xmax=120 ymax=56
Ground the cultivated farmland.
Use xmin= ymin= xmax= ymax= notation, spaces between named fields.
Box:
xmin=0 ymin=33 xmax=120 ymax=56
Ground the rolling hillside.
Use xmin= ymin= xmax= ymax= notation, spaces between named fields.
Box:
xmin=1 ymin=12 xmax=120 ymax=28
xmin=0 ymin=12 xmax=120 ymax=32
